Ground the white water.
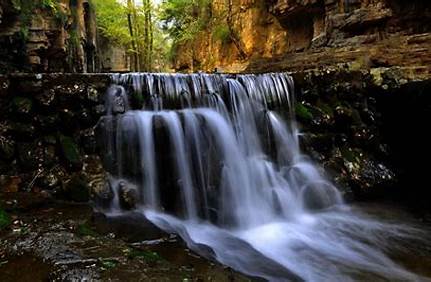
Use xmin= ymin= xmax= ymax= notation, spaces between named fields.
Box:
xmin=100 ymin=73 xmax=429 ymax=281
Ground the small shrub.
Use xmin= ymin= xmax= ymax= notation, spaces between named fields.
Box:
xmin=213 ymin=24 xmax=231 ymax=44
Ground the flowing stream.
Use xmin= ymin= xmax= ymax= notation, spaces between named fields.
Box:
xmin=98 ymin=73 xmax=430 ymax=281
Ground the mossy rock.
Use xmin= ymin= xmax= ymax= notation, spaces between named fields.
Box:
xmin=64 ymin=173 xmax=90 ymax=202
xmin=295 ymin=103 xmax=313 ymax=121
xmin=59 ymin=135 xmax=82 ymax=167
xmin=77 ymin=222 xmax=98 ymax=237
xmin=0 ymin=207 xmax=11 ymax=230
xmin=0 ymin=138 xmax=15 ymax=160
xmin=127 ymin=249 xmax=163 ymax=262
xmin=12 ymin=97 xmax=33 ymax=115
xmin=17 ymin=142 xmax=42 ymax=170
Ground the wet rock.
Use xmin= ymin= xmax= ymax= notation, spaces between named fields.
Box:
xmin=34 ymin=114 xmax=59 ymax=131
xmin=38 ymin=171 xmax=61 ymax=190
xmin=0 ymin=76 xmax=10 ymax=97
xmin=15 ymin=78 xmax=43 ymax=94
xmin=59 ymin=135 xmax=82 ymax=169
xmin=80 ymin=129 xmax=97 ymax=154
xmin=64 ymin=173 xmax=90 ymax=202
xmin=82 ymin=156 xmax=112 ymax=207
xmin=93 ymin=212 xmax=165 ymax=242
xmin=8 ymin=122 xmax=36 ymax=140
xmin=50 ymin=268 xmax=100 ymax=281
xmin=77 ymin=108 xmax=94 ymax=127
xmin=86 ymin=86 xmax=100 ymax=103
xmin=11 ymin=96 xmax=33 ymax=117
xmin=0 ymin=137 xmax=15 ymax=160
xmin=118 ymin=180 xmax=139 ymax=210
xmin=59 ymin=109 xmax=78 ymax=131
xmin=93 ymin=104 xmax=106 ymax=116
xmin=35 ymin=89 xmax=56 ymax=108
xmin=302 ymin=182 xmax=341 ymax=210
xmin=106 ymin=85 xmax=129 ymax=115
xmin=43 ymin=145 xmax=57 ymax=166
xmin=0 ymin=175 xmax=21 ymax=193
xmin=17 ymin=142 xmax=43 ymax=171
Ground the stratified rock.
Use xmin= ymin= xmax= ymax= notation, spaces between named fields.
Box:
xmin=0 ymin=0 xmax=99 ymax=73
xmin=172 ymin=0 xmax=431 ymax=74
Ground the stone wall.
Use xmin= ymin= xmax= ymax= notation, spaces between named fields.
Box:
xmin=173 ymin=0 xmax=431 ymax=74
xmin=0 ymin=70 xmax=430 ymax=209
xmin=0 ymin=74 xmax=110 ymax=202
xmin=293 ymin=67 xmax=431 ymax=206
xmin=0 ymin=0 xmax=98 ymax=73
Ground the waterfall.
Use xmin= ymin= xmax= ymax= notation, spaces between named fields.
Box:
xmin=97 ymin=73 xmax=426 ymax=281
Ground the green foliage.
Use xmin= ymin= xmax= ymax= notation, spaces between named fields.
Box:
xmin=159 ymin=0 xmax=211 ymax=43
xmin=12 ymin=0 xmax=67 ymax=40
xmin=212 ymin=24 xmax=231 ymax=44
xmin=295 ymin=103 xmax=314 ymax=121
xmin=92 ymin=0 xmax=160 ymax=71
xmin=92 ymin=0 xmax=132 ymax=46
xmin=0 ymin=207 xmax=11 ymax=230
xmin=100 ymin=259 xmax=118 ymax=270
xmin=59 ymin=135 xmax=81 ymax=166
xmin=127 ymin=249 xmax=163 ymax=262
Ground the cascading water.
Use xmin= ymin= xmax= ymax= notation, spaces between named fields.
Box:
xmin=97 ymin=73 xmax=429 ymax=281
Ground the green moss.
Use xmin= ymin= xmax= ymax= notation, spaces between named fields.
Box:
xmin=0 ymin=208 xmax=11 ymax=230
xmin=77 ymin=222 xmax=98 ymax=237
xmin=341 ymin=147 xmax=357 ymax=162
xmin=127 ymin=249 xmax=162 ymax=262
xmin=101 ymin=259 xmax=117 ymax=270
xmin=59 ymin=135 xmax=82 ymax=166
xmin=12 ymin=97 xmax=33 ymax=114
xmin=295 ymin=103 xmax=313 ymax=121
xmin=212 ymin=24 xmax=231 ymax=44
xmin=316 ymin=100 xmax=334 ymax=117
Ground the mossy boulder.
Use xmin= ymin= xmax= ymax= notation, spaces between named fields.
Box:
xmin=295 ymin=103 xmax=313 ymax=121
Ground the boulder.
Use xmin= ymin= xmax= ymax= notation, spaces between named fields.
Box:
xmin=118 ymin=180 xmax=139 ymax=210
xmin=64 ymin=173 xmax=90 ymax=202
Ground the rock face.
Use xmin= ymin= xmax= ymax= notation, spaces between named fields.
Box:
xmin=173 ymin=0 xmax=431 ymax=74
xmin=0 ymin=0 xmax=98 ymax=73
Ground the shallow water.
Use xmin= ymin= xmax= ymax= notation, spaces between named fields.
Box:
xmin=140 ymin=203 xmax=431 ymax=282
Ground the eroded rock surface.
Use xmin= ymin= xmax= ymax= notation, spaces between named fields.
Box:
xmin=174 ymin=0 xmax=431 ymax=75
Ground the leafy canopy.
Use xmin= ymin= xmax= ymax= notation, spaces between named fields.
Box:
xmin=159 ymin=0 xmax=211 ymax=43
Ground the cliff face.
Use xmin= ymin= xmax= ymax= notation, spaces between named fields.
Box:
xmin=173 ymin=0 xmax=431 ymax=74
xmin=0 ymin=0 xmax=98 ymax=73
